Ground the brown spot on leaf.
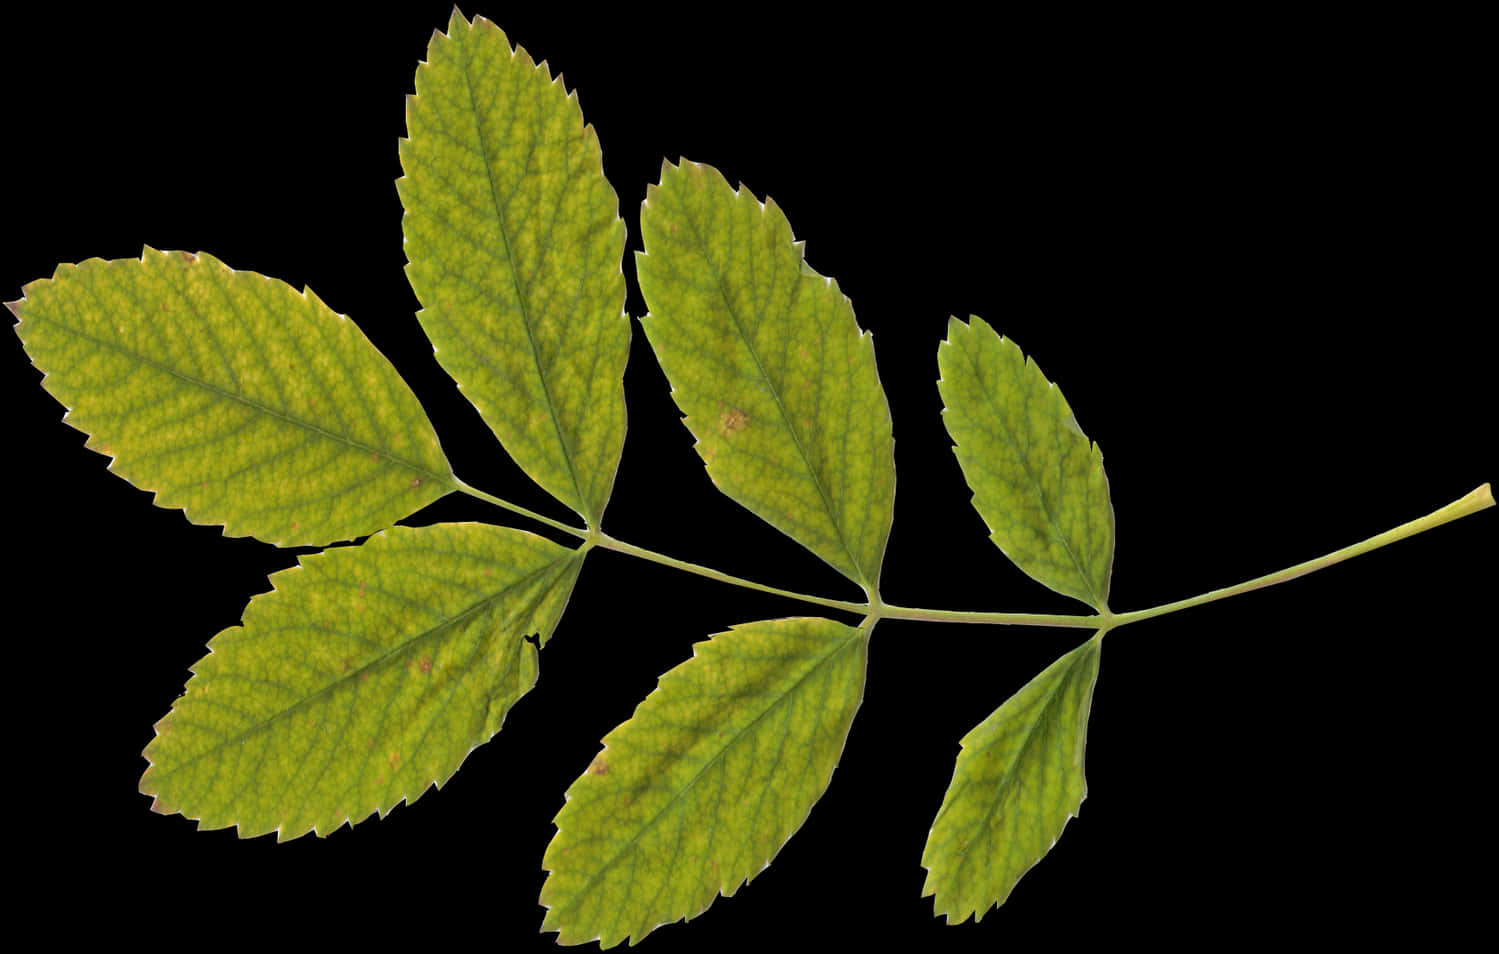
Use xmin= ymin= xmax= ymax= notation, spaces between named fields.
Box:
xmin=410 ymin=477 xmax=423 ymax=488
xmin=718 ymin=407 xmax=749 ymax=435
xmin=418 ymin=657 xmax=433 ymax=674
xmin=588 ymin=754 xmax=609 ymax=776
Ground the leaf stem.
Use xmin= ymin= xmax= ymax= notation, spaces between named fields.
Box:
xmin=456 ymin=480 xmax=1491 ymax=632
xmin=1108 ymin=483 xmax=1494 ymax=629
xmin=591 ymin=532 xmax=872 ymax=616
xmin=875 ymin=604 xmax=1102 ymax=627
xmin=451 ymin=476 xmax=589 ymax=540
xmin=457 ymin=476 xmax=1104 ymax=624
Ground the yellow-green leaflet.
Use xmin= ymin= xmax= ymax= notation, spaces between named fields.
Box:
xmin=939 ymin=317 xmax=1115 ymax=610
xmin=140 ymin=523 xmax=582 ymax=841
xmin=540 ymin=617 xmax=870 ymax=947
xmin=637 ymin=161 xmax=896 ymax=591
xmin=400 ymin=12 xmax=629 ymax=526
xmin=10 ymin=249 xmax=451 ymax=546
xmin=922 ymin=632 xmax=1104 ymax=922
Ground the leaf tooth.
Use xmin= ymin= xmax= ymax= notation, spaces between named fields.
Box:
xmin=138 ymin=524 xmax=575 ymax=840
xmin=938 ymin=316 xmax=1115 ymax=608
xmin=540 ymin=617 xmax=870 ymax=946
xmin=636 ymin=159 xmax=896 ymax=587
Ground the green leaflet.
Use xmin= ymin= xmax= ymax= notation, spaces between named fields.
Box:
xmin=637 ymin=161 xmax=896 ymax=591
xmin=140 ymin=523 xmax=581 ymax=841
xmin=939 ymin=317 xmax=1115 ymax=610
xmin=10 ymin=249 xmax=451 ymax=546
xmin=400 ymin=12 xmax=629 ymax=526
xmin=921 ymin=633 xmax=1104 ymax=922
xmin=540 ymin=617 xmax=870 ymax=947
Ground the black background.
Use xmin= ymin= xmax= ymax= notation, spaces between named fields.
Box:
xmin=5 ymin=3 xmax=1493 ymax=947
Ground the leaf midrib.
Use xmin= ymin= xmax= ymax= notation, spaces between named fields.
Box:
xmin=24 ymin=305 xmax=453 ymax=489
xmin=932 ymin=639 xmax=1097 ymax=876
xmin=546 ymin=623 xmax=866 ymax=920
xmin=674 ymin=194 xmax=870 ymax=589
xmin=148 ymin=554 xmax=576 ymax=781
xmin=453 ymin=31 xmax=590 ymax=524
xmin=955 ymin=335 xmax=1103 ymax=609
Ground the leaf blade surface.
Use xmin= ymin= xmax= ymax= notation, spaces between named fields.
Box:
xmin=540 ymin=616 xmax=870 ymax=947
xmin=400 ymin=11 xmax=629 ymax=525
xmin=922 ymin=632 xmax=1104 ymax=922
xmin=140 ymin=523 xmax=581 ymax=840
xmin=637 ymin=160 xmax=895 ymax=589
xmin=11 ymin=249 xmax=451 ymax=546
xmin=939 ymin=317 xmax=1115 ymax=609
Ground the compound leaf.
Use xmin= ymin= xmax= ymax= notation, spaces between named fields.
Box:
xmin=140 ymin=523 xmax=582 ymax=840
xmin=922 ymin=632 xmax=1104 ymax=922
xmin=637 ymin=161 xmax=895 ymax=591
xmin=400 ymin=11 xmax=629 ymax=526
xmin=10 ymin=249 xmax=452 ymax=546
xmin=939 ymin=317 xmax=1115 ymax=610
xmin=540 ymin=616 xmax=870 ymax=947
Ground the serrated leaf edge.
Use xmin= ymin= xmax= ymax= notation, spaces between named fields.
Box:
xmin=638 ymin=158 xmax=897 ymax=592
xmin=139 ymin=522 xmax=584 ymax=841
xmin=921 ymin=631 xmax=1104 ymax=924
xmin=938 ymin=316 xmax=1115 ymax=610
xmin=538 ymin=617 xmax=873 ymax=947
xmin=401 ymin=9 xmax=629 ymax=527
xmin=11 ymin=246 xmax=458 ymax=546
